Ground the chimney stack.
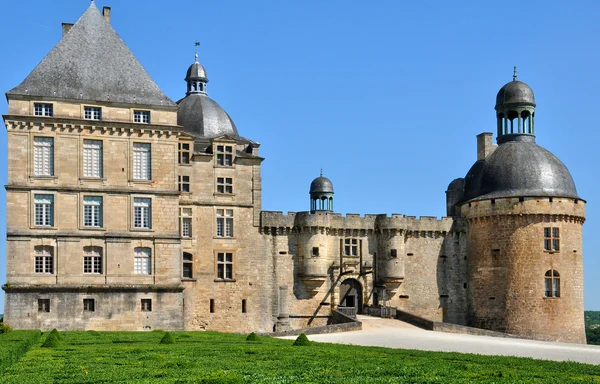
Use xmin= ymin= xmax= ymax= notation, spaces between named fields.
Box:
xmin=62 ymin=23 xmax=74 ymax=37
xmin=103 ymin=6 xmax=111 ymax=24
xmin=477 ymin=132 xmax=496 ymax=161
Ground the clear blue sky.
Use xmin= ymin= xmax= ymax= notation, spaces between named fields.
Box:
xmin=0 ymin=0 xmax=598 ymax=312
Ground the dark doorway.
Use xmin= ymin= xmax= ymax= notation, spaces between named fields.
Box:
xmin=339 ymin=278 xmax=362 ymax=314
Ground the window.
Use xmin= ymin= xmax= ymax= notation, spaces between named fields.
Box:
xmin=179 ymin=143 xmax=191 ymax=164
xmin=180 ymin=208 xmax=192 ymax=238
xmin=133 ymin=198 xmax=151 ymax=229
xmin=179 ymin=175 xmax=190 ymax=192
xmin=216 ymin=177 xmax=233 ymax=194
xmin=312 ymin=247 xmax=319 ymax=256
xmin=216 ymin=145 xmax=233 ymax=166
xmin=390 ymin=249 xmax=398 ymax=257
xmin=133 ymin=143 xmax=151 ymax=180
xmin=83 ymin=299 xmax=95 ymax=312
xmin=134 ymin=247 xmax=152 ymax=275
xmin=545 ymin=270 xmax=560 ymax=298
xmin=217 ymin=252 xmax=233 ymax=280
xmin=33 ymin=137 xmax=54 ymax=176
xmin=34 ymin=103 xmax=53 ymax=117
xmin=34 ymin=194 xmax=54 ymax=226
xmin=38 ymin=299 xmax=50 ymax=312
xmin=34 ymin=246 xmax=54 ymax=274
xmin=183 ymin=252 xmax=193 ymax=279
xmin=83 ymin=140 xmax=103 ymax=178
xmin=83 ymin=196 xmax=103 ymax=227
xmin=210 ymin=299 xmax=215 ymax=313
xmin=242 ymin=299 xmax=247 ymax=313
xmin=141 ymin=299 xmax=152 ymax=312
xmin=134 ymin=110 xmax=150 ymax=124
xmin=216 ymin=209 xmax=233 ymax=237
xmin=544 ymin=227 xmax=560 ymax=251
xmin=83 ymin=246 xmax=103 ymax=274
xmin=84 ymin=106 xmax=101 ymax=120
xmin=344 ymin=239 xmax=358 ymax=256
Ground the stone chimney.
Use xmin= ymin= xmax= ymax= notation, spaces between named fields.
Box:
xmin=62 ymin=23 xmax=74 ymax=37
xmin=477 ymin=132 xmax=496 ymax=161
xmin=103 ymin=6 xmax=111 ymax=24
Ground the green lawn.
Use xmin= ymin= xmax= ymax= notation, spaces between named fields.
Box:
xmin=1 ymin=330 xmax=600 ymax=383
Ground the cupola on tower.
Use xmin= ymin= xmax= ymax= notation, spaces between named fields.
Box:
xmin=457 ymin=71 xmax=586 ymax=344
xmin=309 ymin=172 xmax=334 ymax=213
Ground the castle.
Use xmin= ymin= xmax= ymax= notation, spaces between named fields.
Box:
xmin=2 ymin=4 xmax=586 ymax=343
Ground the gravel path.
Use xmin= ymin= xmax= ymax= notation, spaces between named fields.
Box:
xmin=281 ymin=315 xmax=600 ymax=364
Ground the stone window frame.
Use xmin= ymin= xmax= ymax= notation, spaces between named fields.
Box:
xmin=82 ymin=194 xmax=104 ymax=229
xmin=33 ymin=102 xmax=53 ymax=117
xmin=83 ymin=246 xmax=103 ymax=274
xmin=178 ymin=175 xmax=191 ymax=193
xmin=83 ymin=298 xmax=96 ymax=312
xmin=544 ymin=227 xmax=560 ymax=252
xmin=131 ymin=141 xmax=152 ymax=182
xmin=141 ymin=298 xmax=152 ymax=312
xmin=133 ymin=110 xmax=151 ymax=124
xmin=343 ymin=238 xmax=360 ymax=257
xmin=214 ymin=250 xmax=236 ymax=282
xmin=182 ymin=252 xmax=194 ymax=279
xmin=32 ymin=135 xmax=55 ymax=178
xmin=31 ymin=191 xmax=57 ymax=229
xmin=38 ymin=298 xmax=51 ymax=313
xmin=131 ymin=195 xmax=153 ymax=231
xmin=81 ymin=138 xmax=104 ymax=179
xmin=178 ymin=142 xmax=192 ymax=165
xmin=544 ymin=270 xmax=560 ymax=298
xmin=215 ymin=208 xmax=234 ymax=238
xmin=214 ymin=144 xmax=234 ymax=167
xmin=180 ymin=207 xmax=192 ymax=238
xmin=34 ymin=245 xmax=54 ymax=274
xmin=216 ymin=177 xmax=233 ymax=194
xmin=134 ymin=247 xmax=152 ymax=275
xmin=83 ymin=105 xmax=102 ymax=121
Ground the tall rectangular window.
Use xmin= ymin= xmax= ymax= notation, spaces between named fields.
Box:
xmin=181 ymin=208 xmax=192 ymax=238
xmin=344 ymin=238 xmax=358 ymax=256
xmin=217 ymin=252 xmax=233 ymax=280
xmin=33 ymin=137 xmax=54 ymax=176
xmin=544 ymin=227 xmax=560 ymax=251
xmin=216 ymin=145 xmax=233 ymax=166
xmin=83 ymin=246 xmax=103 ymax=274
xmin=183 ymin=252 xmax=193 ymax=279
xmin=216 ymin=209 xmax=233 ymax=237
xmin=216 ymin=177 xmax=233 ymax=194
xmin=84 ymin=106 xmax=101 ymax=120
xmin=134 ymin=110 xmax=150 ymax=124
xmin=34 ymin=103 xmax=53 ymax=117
xmin=83 ymin=139 xmax=103 ymax=178
xmin=83 ymin=196 xmax=103 ymax=227
xmin=134 ymin=247 xmax=151 ymax=275
xmin=34 ymin=194 xmax=54 ymax=226
xmin=179 ymin=143 xmax=190 ymax=164
xmin=133 ymin=143 xmax=151 ymax=180
xmin=178 ymin=175 xmax=190 ymax=192
xmin=34 ymin=246 xmax=54 ymax=274
xmin=133 ymin=198 xmax=151 ymax=229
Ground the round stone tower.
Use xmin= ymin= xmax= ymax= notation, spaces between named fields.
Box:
xmin=459 ymin=71 xmax=586 ymax=343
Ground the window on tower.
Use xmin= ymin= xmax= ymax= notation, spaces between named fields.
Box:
xmin=544 ymin=227 xmax=560 ymax=251
xmin=544 ymin=270 xmax=560 ymax=298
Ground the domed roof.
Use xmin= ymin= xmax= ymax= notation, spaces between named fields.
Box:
xmin=447 ymin=178 xmax=465 ymax=191
xmin=177 ymin=94 xmax=238 ymax=138
xmin=186 ymin=62 xmax=208 ymax=82
xmin=495 ymin=80 xmax=536 ymax=110
xmin=310 ymin=176 xmax=334 ymax=194
xmin=463 ymin=136 xmax=578 ymax=202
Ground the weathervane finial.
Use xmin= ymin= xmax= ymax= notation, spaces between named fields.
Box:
xmin=513 ymin=66 xmax=517 ymax=81
xmin=320 ymin=168 xmax=323 ymax=177
xmin=194 ymin=41 xmax=200 ymax=62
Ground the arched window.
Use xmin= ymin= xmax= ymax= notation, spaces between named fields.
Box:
xmin=545 ymin=270 xmax=560 ymax=298
xmin=183 ymin=252 xmax=193 ymax=279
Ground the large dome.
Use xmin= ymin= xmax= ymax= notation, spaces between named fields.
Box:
xmin=177 ymin=94 xmax=238 ymax=138
xmin=463 ymin=136 xmax=578 ymax=202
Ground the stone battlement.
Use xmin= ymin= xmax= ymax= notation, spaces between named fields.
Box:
xmin=461 ymin=196 xmax=586 ymax=222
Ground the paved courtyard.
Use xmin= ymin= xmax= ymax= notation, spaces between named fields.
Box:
xmin=282 ymin=315 xmax=600 ymax=365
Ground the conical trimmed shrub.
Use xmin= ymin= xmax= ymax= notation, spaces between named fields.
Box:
xmin=160 ymin=332 xmax=175 ymax=344
xmin=41 ymin=333 xmax=61 ymax=348
xmin=49 ymin=328 xmax=63 ymax=341
xmin=246 ymin=332 xmax=260 ymax=341
xmin=292 ymin=333 xmax=311 ymax=346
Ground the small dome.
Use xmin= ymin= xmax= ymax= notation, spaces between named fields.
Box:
xmin=177 ymin=94 xmax=238 ymax=138
xmin=447 ymin=178 xmax=465 ymax=192
xmin=462 ymin=136 xmax=579 ymax=202
xmin=495 ymin=80 xmax=536 ymax=110
xmin=185 ymin=62 xmax=208 ymax=82
xmin=310 ymin=176 xmax=334 ymax=194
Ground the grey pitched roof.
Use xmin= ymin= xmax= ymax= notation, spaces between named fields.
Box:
xmin=7 ymin=4 xmax=176 ymax=108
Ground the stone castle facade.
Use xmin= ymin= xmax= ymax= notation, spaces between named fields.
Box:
xmin=2 ymin=4 xmax=586 ymax=343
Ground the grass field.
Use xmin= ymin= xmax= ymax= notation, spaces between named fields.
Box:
xmin=1 ymin=330 xmax=600 ymax=383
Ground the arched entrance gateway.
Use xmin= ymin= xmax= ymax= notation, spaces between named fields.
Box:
xmin=338 ymin=278 xmax=363 ymax=317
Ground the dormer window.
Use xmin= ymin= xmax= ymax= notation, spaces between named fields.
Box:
xmin=134 ymin=110 xmax=150 ymax=124
xmin=34 ymin=103 xmax=53 ymax=117
xmin=216 ymin=145 xmax=233 ymax=166
xmin=84 ymin=106 xmax=102 ymax=120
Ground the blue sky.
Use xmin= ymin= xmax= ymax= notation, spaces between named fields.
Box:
xmin=0 ymin=0 xmax=598 ymax=312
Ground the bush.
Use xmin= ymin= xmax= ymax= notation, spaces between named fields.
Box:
xmin=0 ymin=323 xmax=13 ymax=334
xmin=292 ymin=333 xmax=311 ymax=346
xmin=41 ymin=333 xmax=61 ymax=348
xmin=48 ymin=328 xmax=63 ymax=341
xmin=160 ymin=332 xmax=175 ymax=344
xmin=245 ymin=332 xmax=260 ymax=341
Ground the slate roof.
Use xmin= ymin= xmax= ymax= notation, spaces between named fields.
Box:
xmin=177 ymin=94 xmax=239 ymax=138
xmin=7 ymin=3 xmax=176 ymax=108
